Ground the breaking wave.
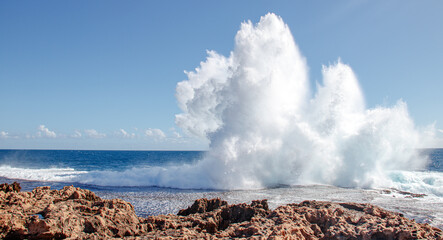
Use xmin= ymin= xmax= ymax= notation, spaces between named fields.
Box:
xmin=0 ymin=165 xmax=87 ymax=182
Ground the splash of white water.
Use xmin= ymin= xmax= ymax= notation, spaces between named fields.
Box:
xmin=172 ymin=13 xmax=433 ymax=190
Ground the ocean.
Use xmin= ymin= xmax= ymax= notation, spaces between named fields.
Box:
xmin=0 ymin=149 xmax=442 ymax=230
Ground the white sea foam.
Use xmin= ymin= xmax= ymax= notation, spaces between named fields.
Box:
xmin=0 ymin=165 xmax=87 ymax=182
xmin=2 ymin=165 xmax=442 ymax=198
xmin=385 ymin=170 xmax=443 ymax=197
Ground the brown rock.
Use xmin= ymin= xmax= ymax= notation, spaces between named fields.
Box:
xmin=0 ymin=183 xmax=144 ymax=239
xmin=178 ymin=198 xmax=227 ymax=216
xmin=0 ymin=183 xmax=442 ymax=239
xmin=0 ymin=182 xmax=21 ymax=193
xmin=146 ymin=200 xmax=442 ymax=239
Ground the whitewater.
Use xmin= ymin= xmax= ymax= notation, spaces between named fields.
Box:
xmin=0 ymin=13 xmax=442 ymax=229
xmin=78 ymin=12 xmax=435 ymax=191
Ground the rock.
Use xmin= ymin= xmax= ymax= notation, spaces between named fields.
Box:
xmin=0 ymin=182 xmax=21 ymax=193
xmin=178 ymin=198 xmax=227 ymax=216
xmin=0 ymin=183 xmax=144 ymax=239
xmin=145 ymin=199 xmax=442 ymax=239
xmin=0 ymin=183 xmax=442 ymax=239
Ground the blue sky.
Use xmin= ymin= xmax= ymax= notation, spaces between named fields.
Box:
xmin=1 ymin=1 xmax=442 ymax=150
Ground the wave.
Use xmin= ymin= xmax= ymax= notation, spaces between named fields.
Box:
xmin=385 ymin=170 xmax=443 ymax=197
xmin=1 ymin=164 xmax=443 ymax=197
xmin=0 ymin=165 xmax=87 ymax=182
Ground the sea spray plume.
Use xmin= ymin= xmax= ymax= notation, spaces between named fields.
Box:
xmin=176 ymin=13 xmax=309 ymax=189
xmin=175 ymin=14 xmax=308 ymax=138
xmin=297 ymin=61 xmax=367 ymax=186
xmin=310 ymin=61 xmax=365 ymax=138
xmin=175 ymin=50 xmax=233 ymax=138
xmin=303 ymin=62 xmax=427 ymax=187
xmin=174 ymin=13 xmax=429 ymax=190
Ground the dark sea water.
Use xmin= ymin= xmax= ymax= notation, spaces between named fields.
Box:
xmin=0 ymin=149 xmax=442 ymax=229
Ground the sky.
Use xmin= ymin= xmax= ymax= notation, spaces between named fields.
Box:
xmin=0 ymin=0 xmax=442 ymax=150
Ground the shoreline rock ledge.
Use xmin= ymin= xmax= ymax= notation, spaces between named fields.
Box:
xmin=0 ymin=183 xmax=441 ymax=239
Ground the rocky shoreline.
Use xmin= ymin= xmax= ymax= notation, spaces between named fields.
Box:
xmin=0 ymin=182 xmax=442 ymax=239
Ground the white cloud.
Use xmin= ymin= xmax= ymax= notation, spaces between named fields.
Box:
xmin=0 ymin=131 xmax=9 ymax=139
xmin=71 ymin=130 xmax=82 ymax=138
xmin=37 ymin=125 xmax=56 ymax=138
xmin=438 ymin=129 xmax=443 ymax=134
xmin=84 ymin=129 xmax=106 ymax=139
xmin=117 ymin=129 xmax=135 ymax=138
xmin=145 ymin=128 xmax=166 ymax=139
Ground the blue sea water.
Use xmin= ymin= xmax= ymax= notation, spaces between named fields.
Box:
xmin=423 ymin=148 xmax=443 ymax=171
xmin=0 ymin=149 xmax=442 ymax=229
xmin=0 ymin=150 xmax=204 ymax=172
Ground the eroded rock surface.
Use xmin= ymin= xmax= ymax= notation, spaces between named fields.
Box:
xmin=1 ymin=182 xmax=442 ymax=239
xmin=0 ymin=182 xmax=144 ymax=239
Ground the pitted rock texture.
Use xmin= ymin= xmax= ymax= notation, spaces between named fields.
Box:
xmin=0 ymin=183 xmax=442 ymax=239
xmin=146 ymin=198 xmax=442 ymax=239
xmin=0 ymin=183 xmax=145 ymax=239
